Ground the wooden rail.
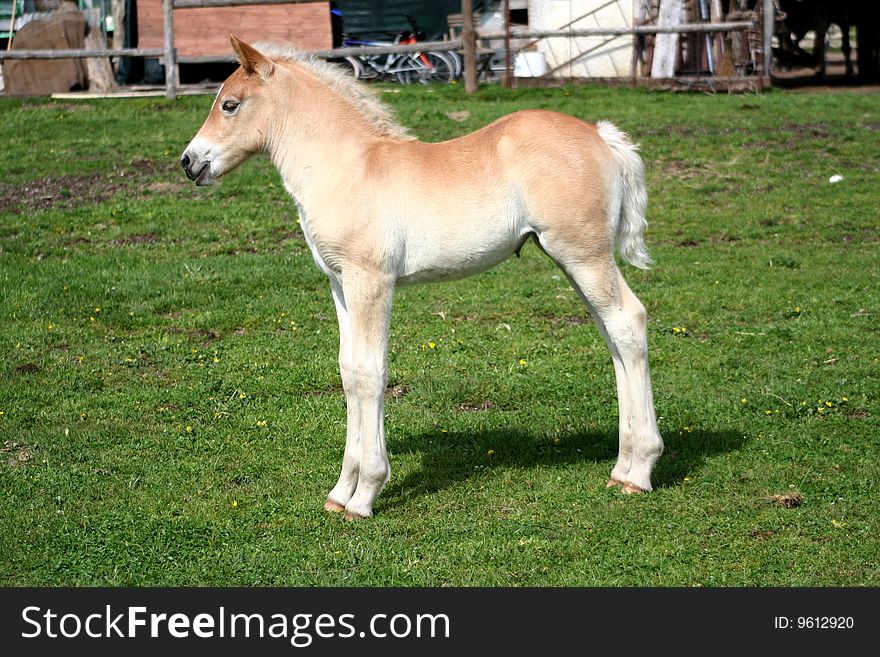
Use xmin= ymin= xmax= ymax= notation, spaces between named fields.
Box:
xmin=0 ymin=1 xmax=769 ymax=99
xmin=477 ymin=22 xmax=755 ymax=40
xmin=0 ymin=49 xmax=164 ymax=60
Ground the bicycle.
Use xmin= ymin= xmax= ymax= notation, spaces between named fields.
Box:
xmin=333 ymin=14 xmax=458 ymax=85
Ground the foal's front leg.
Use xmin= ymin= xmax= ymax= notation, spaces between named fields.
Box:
xmin=325 ymin=278 xmax=361 ymax=513
xmin=327 ymin=270 xmax=394 ymax=520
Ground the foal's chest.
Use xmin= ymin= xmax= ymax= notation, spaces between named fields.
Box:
xmin=293 ymin=200 xmax=336 ymax=278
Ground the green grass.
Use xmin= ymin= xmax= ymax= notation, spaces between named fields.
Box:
xmin=0 ymin=84 xmax=877 ymax=586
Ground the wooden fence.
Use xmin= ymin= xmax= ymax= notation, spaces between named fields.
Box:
xmin=0 ymin=0 xmax=774 ymax=97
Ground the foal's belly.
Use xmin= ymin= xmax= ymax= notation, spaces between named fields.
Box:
xmin=395 ymin=210 xmax=532 ymax=285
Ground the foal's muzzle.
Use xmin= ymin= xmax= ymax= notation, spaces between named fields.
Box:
xmin=180 ymin=153 xmax=212 ymax=186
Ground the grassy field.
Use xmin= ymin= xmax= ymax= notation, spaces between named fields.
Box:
xmin=0 ymin=82 xmax=877 ymax=586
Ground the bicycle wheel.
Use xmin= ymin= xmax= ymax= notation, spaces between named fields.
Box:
xmin=334 ymin=56 xmax=364 ymax=79
xmin=445 ymin=50 xmax=463 ymax=79
xmin=395 ymin=51 xmax=456 ymax=84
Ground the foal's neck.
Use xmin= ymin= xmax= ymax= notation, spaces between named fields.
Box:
xmin=267 ymin=63 xmax=387 ymax=197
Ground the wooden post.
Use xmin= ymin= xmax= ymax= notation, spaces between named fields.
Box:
xmin=83 ymin=11 xmax=117 ymax=91
xmin=162 ymin=0 xmax=178 ymax=99
xmin=6 ymin=0 xmax=17 ymax=50
xmin=762 ymin=0 xmax=774 ymax=79
xmin=461 ymin=0 xmax=477 ymax=93
xmin=710 ymin=0 xmax=723 ymax=69
xmin=651 ymin=0 xmax=683 ymax=78
xmin=503 ymin=0 xmax=511 ymax=88
xmin=112 ymin=0 xmax=126 ymax=53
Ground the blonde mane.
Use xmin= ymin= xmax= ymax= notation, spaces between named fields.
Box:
xmin=253 ymin=43 xmax=414 ymax=141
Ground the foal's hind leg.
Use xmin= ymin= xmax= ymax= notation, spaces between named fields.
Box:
xmin=554 ymin=255 xmax=663 ymax=492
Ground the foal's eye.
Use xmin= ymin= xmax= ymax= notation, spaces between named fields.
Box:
xmin=221 ymin=99 xmax=240 ymax=114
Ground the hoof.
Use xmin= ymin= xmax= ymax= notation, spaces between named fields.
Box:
xmin=324 ymin=499 xmax=346 ymax=513
xmin=620 ymin=482 xmax=648 ymax=494
xmin=343 ymin=510 xmax=369 ymax=521
xmin=606 ymin=478 xmax=623 ymax=489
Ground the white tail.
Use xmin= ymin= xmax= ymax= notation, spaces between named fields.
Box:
xmin=597 ymin=121 xmax=652 ymax=269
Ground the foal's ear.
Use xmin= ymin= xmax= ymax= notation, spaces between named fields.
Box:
xmin=229 ymin=34 xmax=275 ymax=80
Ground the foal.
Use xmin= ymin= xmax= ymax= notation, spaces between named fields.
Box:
xmin=181 ymin=36 xmax=664 ymax=519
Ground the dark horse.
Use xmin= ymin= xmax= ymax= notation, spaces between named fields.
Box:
xmin=776 ymin=0 xmax=853 ymax=79
xmin=775 ymin=0 xmax=880 ymax=82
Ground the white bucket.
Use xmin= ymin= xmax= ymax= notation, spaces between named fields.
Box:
xmin=513 ymin=52 xmax=548 ymax=77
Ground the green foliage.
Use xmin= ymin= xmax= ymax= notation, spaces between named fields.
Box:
xmin=0 ymin=85 xmax=877 ymax=586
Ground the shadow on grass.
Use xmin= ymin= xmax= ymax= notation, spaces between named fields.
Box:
xmin=381 ymin=427 xmax=746 ymax=510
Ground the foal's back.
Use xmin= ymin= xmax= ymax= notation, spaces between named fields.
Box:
xmin=358 ymin=109 xmax=618 ymax=282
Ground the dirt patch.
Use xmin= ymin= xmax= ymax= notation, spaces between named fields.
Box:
xmin=112 ymin=233 xmax=160 ymax=246
xmin=0 ymin=158 xmax=182 ymax=214
xmin=749 ymin=529 xmax=776 ymax=540
xmin=187 ymin=328 xmax=220 ymax=344
xmin=386 ymin=384 xmax=410 ymax=398
xmin=677 ymin=238 xmax=701 ymax=248
xmin=2 ymin=441 xmax=34 ymax=468
xmin=446 ymin=110 xmax=471 ymax=122
xmin=767 ymin=492 xmax=803 ymax=508
xmin=549 ymin=315 xmax=590 ymax=326
xmin=15 ymin=363 xmax=41 ymax=374
xmin=146 ymin=182 xmax=182 ymax=194
xmin=310 ymin=383 xmax=410 ymax=398
xmin=650 ymin=158 xmax=704 ymax=181
xmin=0 ymin=175 xmax=112 ymax=213
xmin=278 ymin=228 xmax=306 ymax=242
xmin=307 ymin=385 xmax=344 ymax=397
xmin=19 ymin=102 xmax=95 ymax=113
xmin=456 ymin=400 xmax=495 ymax=412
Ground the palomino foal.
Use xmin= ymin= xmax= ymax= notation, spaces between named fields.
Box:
xmin=181 ymin=36 xmax=664 ymax=519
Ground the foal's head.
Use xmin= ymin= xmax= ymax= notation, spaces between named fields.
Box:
xmin=180 ymin=35 xmax=276 ymax=186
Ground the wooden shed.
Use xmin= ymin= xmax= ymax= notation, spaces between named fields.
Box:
xmin=135 ymin=0 xmax=333 ymax=59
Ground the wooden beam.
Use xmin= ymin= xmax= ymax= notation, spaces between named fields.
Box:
xmin=313 ymin=40 xmax=463 ymax=58
xmin=478 ymin=22 xmax=754 ymax=40
xmin=173 ymin=0 xmax=325 ymax=8
xmin=762 ymin=0 xmax=774 ymax=77
xmin=652 ymin=0 xmax=683 ymax=78
xmin=503 ymin=0 xmax=511 ymax=88
xmin=461 ymin=0 xmax=477 ymax=92
xmin=0 ymin=48 xmax=166 ymax=60
xmin=174 ymin=40 xmax=466 ymax=64
xmin=163 ymin=0 xmax=178 ymax=99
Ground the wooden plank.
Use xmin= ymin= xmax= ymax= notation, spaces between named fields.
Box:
xmin=84 ymin=25 xmax=117 ymax=91
xmin=513 ymin=75 xmax=764 ymax=93
xmin=52 ymin=84 xmax=219 ymax=99
xmin=477 ymin=22 xmax=753 ymax=39
xmin=163 ymin=0 xmax=177 ymax=99
xmin=174 ymin=0 xmax=323 ymax=7
xmin=461 ymin=0 xmax=477 ymax=93
xmin=0 ymin=48 xmax=165 ymax=60
xmin=179 ymin=39 xmax=463 ymax=63
xmin=652 ymin=0 xmax=683 ymax=78
xmin=136 ymin=0 xmax=331 ymax=58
